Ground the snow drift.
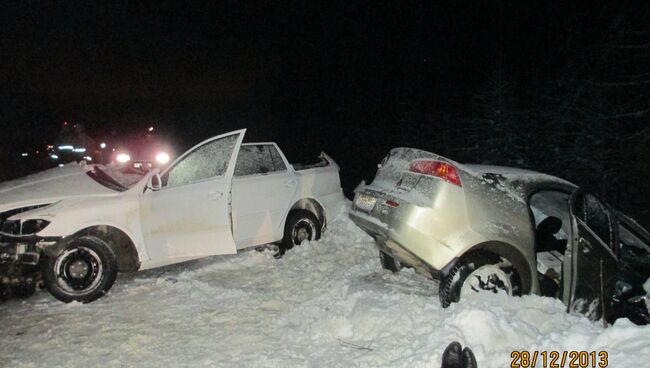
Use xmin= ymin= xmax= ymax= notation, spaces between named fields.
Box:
xmin=1 ymin=206 xmax=648 ymax=367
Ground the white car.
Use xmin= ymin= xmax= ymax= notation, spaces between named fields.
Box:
xmin=0 ymin=129 xmax=345 ymax=303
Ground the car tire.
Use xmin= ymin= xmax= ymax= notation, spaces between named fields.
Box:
xmin=42 ymin=236 xmax=118 ymax=303
xmin=439 ymin=251 xmax=521 ymax=307
xmin=278 ymin=210 xmax=321 ymax=257
xmin=379 ymin=250 xmax=400 ymax=272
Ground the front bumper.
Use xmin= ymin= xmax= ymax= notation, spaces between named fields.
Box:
xmin=0 ymin=234 xmax=62 ymax=266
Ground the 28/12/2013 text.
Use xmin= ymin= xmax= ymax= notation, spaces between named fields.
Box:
xmin=510 ymin=351 xmax=608 ymax=368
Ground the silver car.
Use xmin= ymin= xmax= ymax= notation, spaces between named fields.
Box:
xmin=350 ymin=147 xmax=650 ymax=323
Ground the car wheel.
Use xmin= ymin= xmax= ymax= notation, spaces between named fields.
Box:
xmin=379 ymin=250 xmax=400 ymax=272
xmin=278 ymin=210 xmax=321 ymax=257
xmin=439 ymin=251 xmax=521 ymax=307
xmin=42 ymin=236 xmax=118 ymax=303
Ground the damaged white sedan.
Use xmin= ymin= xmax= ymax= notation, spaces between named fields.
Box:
xmin=0 ymin=129 xmax=345 ymax=303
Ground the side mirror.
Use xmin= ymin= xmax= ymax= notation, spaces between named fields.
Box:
xmin=149 ymin=173 xmax=162 ymax=191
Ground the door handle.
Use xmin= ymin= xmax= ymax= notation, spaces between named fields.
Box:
xmin=579 ymin=237 xmax=591 ymax=253
xmin=207 ymin=191 xmax=224 ymax=200
xmin=283 ymin=179 xmax=296 ymax=188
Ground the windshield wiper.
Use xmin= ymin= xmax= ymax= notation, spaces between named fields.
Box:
xmin=87 ymin=167 xmax=128 ymax=192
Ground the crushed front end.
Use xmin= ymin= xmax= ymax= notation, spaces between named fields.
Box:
xmin=0 ymin=207 xmax=59 ymax=301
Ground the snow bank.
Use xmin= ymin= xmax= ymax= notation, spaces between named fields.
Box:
xmin=1 ymin=208 xmax=649 ymax=367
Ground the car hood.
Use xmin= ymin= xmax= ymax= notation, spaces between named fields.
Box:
xmin=0 ymin=163 xmax=116 ymax=213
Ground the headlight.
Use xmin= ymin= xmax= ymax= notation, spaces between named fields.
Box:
xmin=116 ymin=153 xmax=131 ymax=163
xmin=0 ymin=205 xmax=51 ymax=235
xmin=20 ymin=219 xmax=51 ymax=235
xmin=155 ymin=152 xmax=170 ymax=164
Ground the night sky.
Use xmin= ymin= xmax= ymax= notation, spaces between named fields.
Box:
xmin=1 ymin=1 xmax=648 ymax=215
xmin=0 ymin=2 xmax=586 ymax=138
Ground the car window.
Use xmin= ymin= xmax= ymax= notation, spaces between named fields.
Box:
xmin=618 ymin=222 xmax=650 ymax=280
xmin=163 ymin=134 xmax=238 ymax=187
xmin=529 ymin=190 xmax=571 ymax=239
xmin=574 ymin=192 xmax=613 ymax=247
xmin=268 ymin=145 xmax=287 ymax=171
xmin=619 ymin=223 xmax=650 ymax=252
xmin=234 ymin=145 xmax=286 ymax=177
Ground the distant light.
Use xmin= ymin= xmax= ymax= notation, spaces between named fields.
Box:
xmin=100 ymin=142 xmax=107 ymax=149
xmin=58 ymin=164 xmax=64 ymax=167
xmin=83 ymin=156 xmax=92 ymax=161
xmin=51 ymin=154 xmax=59 ymax=159
xmin=148 ymin=126 xmax=154 ymax=132
xmin=155 ymin=152 xmax=170 ymax=164
xmin=58 ymin=145 xmax=73 ymax=150
xmin=21 ymin=152 xmax=28 ymax=157
xmin=116 ymin=153 xmax=131 ymax=163
xmin=73 ymin=147 xmax=86 ymax=153
xmin=46 ymin=144 xmax=54 ymax=150
xmin=63 ymin=121 xmax=68 ymax=126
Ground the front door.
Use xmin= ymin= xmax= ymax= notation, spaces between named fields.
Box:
xmin=567 ymin=190 xmax=618 ymax=321
xmin=140 ymin=129 xmax=245 ymax=263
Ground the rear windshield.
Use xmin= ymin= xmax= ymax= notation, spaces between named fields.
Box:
xmin=374 ymin=147 xmax=438 ymax=184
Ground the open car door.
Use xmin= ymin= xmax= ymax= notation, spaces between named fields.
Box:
xmin=140 ymin=129 xmax=245 ymax=264
xmin=612 ymin=212 xmax=650 ymax=324
xmin=567 ymin=190 xmax=618 ymax=321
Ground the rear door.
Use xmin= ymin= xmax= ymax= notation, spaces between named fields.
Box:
xmin=140 ymin=129 xmax=245 ymax=263
xmin=231 ymin=143 xmax=297 ymax=247
xmin=567 ymin=190 xmax=618 ymax=321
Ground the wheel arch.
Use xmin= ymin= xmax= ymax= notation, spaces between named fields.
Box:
xmin=288 ymin=197 xmax=326 ymax=229
xmin=69 ymin=225 xmax=141 ymax=272
xmin=463 ymin=240 xmax=534 ymax=295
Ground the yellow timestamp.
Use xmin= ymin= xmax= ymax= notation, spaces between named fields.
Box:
xmin=511 ymin=351 xmax=608 ymax=368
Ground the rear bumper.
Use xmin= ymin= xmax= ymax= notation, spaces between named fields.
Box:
xmin=349 ymin=209 xmax=459 ymax=279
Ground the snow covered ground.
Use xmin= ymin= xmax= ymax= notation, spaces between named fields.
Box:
xmin=1 ymin=207 xmax=649 ymax=368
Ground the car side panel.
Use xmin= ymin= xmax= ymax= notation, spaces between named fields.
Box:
xmin=20 ymin=195 xmax=148 ymax=263
xmin=290 ymin=157 xmax=346 ymax=228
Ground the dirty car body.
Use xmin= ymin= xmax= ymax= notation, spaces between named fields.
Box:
xmin=1 ymin=129 xmax=345 ymax=303
xmin=350 ymin=147 xmax=650 ymax=323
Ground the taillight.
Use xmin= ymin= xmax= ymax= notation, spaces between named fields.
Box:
xmin=385 ymin=200 xmax=400 ymax=208
xmin=409 ymin=160 xmax=462 ymax=187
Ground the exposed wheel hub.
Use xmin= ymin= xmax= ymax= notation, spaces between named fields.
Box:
xmin=292 ymin=219 xmax=315 ymax=246
xmin=68 ymin=260 xmax=90 ymax=279
xmin=460 ymin=265 xmax=512 ymax=297
xmin=54 ymin=246 xmax=103 ymax=293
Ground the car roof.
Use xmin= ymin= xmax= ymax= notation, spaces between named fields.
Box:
xmin=463 ymin=164 xmax=577 ymax=189
xmin=387 ymin=148 xmax=577 ymax=189
xmin=464 ymin=164 xmax=543 ymax=176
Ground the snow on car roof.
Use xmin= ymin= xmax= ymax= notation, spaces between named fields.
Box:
xmin=463 ymin=164 xmax=575 ymax=187
xmin=463 ymin=164 xmax=543 ymax=176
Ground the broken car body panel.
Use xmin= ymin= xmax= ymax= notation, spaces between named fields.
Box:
xmin=350 ymin=147 xmax=650 ymax=322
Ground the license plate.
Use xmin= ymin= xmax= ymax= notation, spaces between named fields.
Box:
xmin=355 ymin=194 xmax=377 ymax=212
